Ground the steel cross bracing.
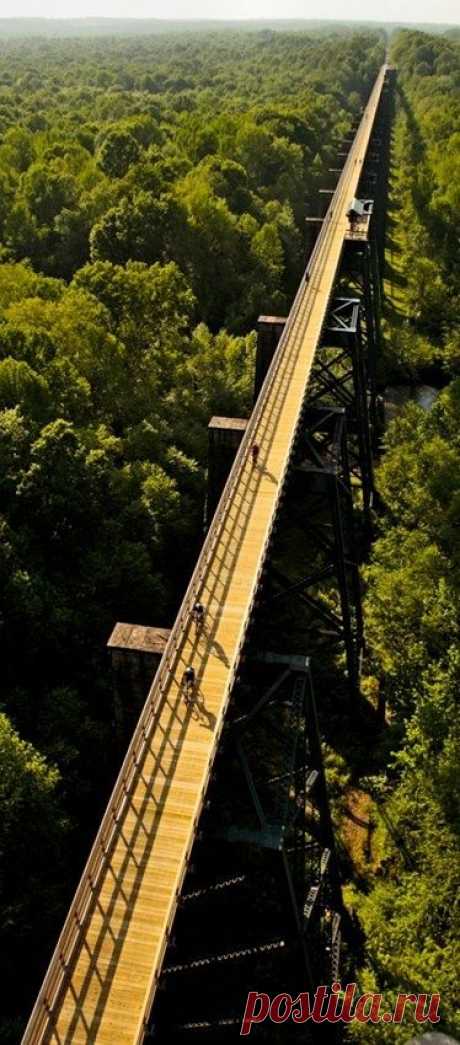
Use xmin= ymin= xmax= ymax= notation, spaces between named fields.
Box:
xmin=266 ymin=405 xmax=364 ymax=699
xmin=150 ymin=656 xmax=342 ymax=1040
xmin=22 ymin=65 xmax=390 ymax=1045
xmin=256 ymin=293 xmax=376 ymax=518
xmin=311 ymin=297 xmax=375 ymax=513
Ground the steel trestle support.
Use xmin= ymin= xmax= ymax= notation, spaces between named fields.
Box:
xmin=148 ymin=655 xmax=343 ymax=1041
xmin=265 ymin=405 xmax=363 ymax=702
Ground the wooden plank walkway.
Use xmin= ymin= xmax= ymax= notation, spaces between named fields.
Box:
xmin=22 ymin=65 xmax=388 ymax=1045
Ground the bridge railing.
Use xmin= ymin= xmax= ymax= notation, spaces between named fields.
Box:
xmin=22 ymin=64 xmax=387 ymax=1045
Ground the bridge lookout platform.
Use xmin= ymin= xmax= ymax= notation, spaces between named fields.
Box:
xmin=22 ymin=65 xmax=390 ymax=1045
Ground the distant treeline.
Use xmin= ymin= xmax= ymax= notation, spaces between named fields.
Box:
xmin=0 ymin=17 xmax=457 ymax=38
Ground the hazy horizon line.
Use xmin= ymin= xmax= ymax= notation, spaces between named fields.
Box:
xmin=1 ymin=13 xmax=459 ymax=23
xmin=0 ymin=13 xmax=455 ymax=31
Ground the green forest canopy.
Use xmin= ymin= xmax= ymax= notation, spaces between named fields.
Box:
xmin=350 ymin=28 xmax=460 ymax=1042
xmin=0 ymin=28 xmax=384 ymax=1039
xmin=0 ymin=23 xmax=459 ymax=1042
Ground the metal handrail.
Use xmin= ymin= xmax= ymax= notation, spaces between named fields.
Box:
xmin=22 ymin=64 xmax=387 ymax=1044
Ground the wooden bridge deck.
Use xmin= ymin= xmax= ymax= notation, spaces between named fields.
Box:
xmin=23 ymin=66 xmax=388 ymax=1045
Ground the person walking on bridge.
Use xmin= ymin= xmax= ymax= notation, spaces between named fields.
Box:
xmin=183 ymin=665 xmax=196 ymax=706
xmin=250 ymin=443 xmax=260 ymax=468
xmin=192 ymin=601 xmax=205 ymax=633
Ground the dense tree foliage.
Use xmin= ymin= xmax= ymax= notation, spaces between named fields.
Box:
xmin=0 ymin=28 xmax=384 ymax=1039
xmin=383 ymin=29 xmax=460 ymax=375
xmin=0 ymin=713 xmax=69 ymax=1042
xmin=349 ymin=31 xmax=460 ymax=1042
xmin=0 ymin=30 xmax=382 ymax=323
xmin=3 ymin=23 xmax=458 ymax=1041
